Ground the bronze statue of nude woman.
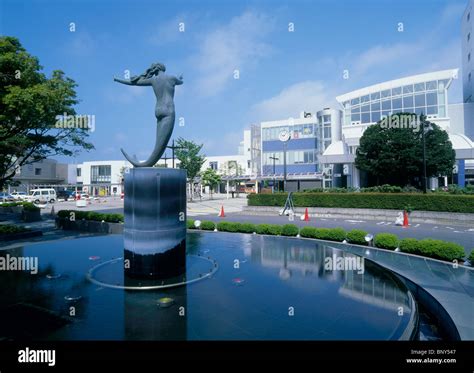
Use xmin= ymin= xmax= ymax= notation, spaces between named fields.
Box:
xmin=114 ymin=62 xmax=183 ymax=167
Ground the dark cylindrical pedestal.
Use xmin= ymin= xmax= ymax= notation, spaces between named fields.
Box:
xmin=123 ymin=168 xmax=187 ymax=279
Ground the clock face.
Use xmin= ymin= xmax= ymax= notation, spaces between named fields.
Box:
xmin=279 ymin=130 xmax=290 ymax=142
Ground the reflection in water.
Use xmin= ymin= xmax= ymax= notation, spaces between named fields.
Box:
xmin=0 ymin=233 xmax=415 ymax=340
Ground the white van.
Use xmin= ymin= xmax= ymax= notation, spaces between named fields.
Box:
xmin=25 ymin=188 xmax=57 ymax=204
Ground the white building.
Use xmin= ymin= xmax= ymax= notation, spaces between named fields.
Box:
xmin=201 ymin=129 xmax=252 ymax=176
xmin=319 ymin=69 xmax=474 ymax=188
xmin=77 ymin=160 xmax=131 ymax=196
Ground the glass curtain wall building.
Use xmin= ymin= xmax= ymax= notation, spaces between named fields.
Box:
xmin=319 ymin=69 xmax=474 ymax=188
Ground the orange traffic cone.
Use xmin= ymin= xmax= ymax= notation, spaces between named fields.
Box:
xmin=303 ymin=208 xmax=310 ymax=221
xmin=402 ymin=211 xmax=409 ymax=228
xmin=218 ymin=205 xmax=225 ymax=218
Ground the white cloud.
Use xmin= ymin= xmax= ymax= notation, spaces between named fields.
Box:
xmin=148 ymin=14 xmax=188 ymax=46
xmin=252 ymin=81 xmax=338 ymax=121
xmin=192 ymin=11 xmax=275 ymax=96
xmin=351 ymin=2 xmax=463 ymax=80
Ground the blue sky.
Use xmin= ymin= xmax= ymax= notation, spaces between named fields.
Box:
xmin=0 ymin=0 xmax=468 ymax=162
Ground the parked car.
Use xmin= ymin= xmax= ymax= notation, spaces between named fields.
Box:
xmin=57 ymin=190 xmax=74 ymax=201
xmin=10 ymin=191 xmax=27 ymax=200
xmin=24 ymin=188 xmax=57 ymax=204
xmin=0 ymin=192 xmax=15 ymax=203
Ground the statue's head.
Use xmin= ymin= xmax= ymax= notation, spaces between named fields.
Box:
xmin=148 ymin=62 xmax=166 ymax=76
xmin=131 ymin=62 xmax=166 ymax=83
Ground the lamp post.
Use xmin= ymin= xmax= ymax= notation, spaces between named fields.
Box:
xmin=421 ymin=119 xmax=432 ymax=194
xmin=269 ymin=154 xmax=279 ymax=193
xmin=278 ymin=130 xmax=291 ymax=192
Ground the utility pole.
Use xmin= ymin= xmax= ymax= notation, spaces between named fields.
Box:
xmin=166 ymin=139 xmax=186 ymax=168
xmin=269 ymin=154 xmax=279 ymax=193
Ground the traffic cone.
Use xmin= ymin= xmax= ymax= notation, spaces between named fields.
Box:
xmin=303 ymin=208 xmax=310 ymax=221
xmin=218 ymin=205 xmax=225 ymax=218
xmin=403 ymin=211 xmax=409 ymax=228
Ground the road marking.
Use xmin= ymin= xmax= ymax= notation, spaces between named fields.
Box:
xmin=345 ymin=220 xmax=365 ymax=223
xmin=385 ymin=222 xmax=392 ymax=225
xmin=467 ymin=228 xmax=474 ymax=232
xmin=414 ymin=224 xmax=420 ymax=228
xmin=433 ymin=226 xmax=438 ymax=229
xmin=446 ymin=227 xmax=454 ymax=230
xmin=453 ymin=231 xmax=463 ymax=233
xmin=377 ymin=222 xmax=385 ymax=225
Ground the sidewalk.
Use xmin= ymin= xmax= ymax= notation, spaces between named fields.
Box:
xmin=187 ymin=193 xmax=247 ymax=216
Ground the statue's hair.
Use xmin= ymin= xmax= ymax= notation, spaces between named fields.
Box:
xmin=130 ymin=62 xmax=166 ymax=83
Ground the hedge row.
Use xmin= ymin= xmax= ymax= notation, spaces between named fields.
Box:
xmin=247 ymin=193 xmax=474 ymax=213
xmin=0 ymin=201 xmax=40 ymax=211
xmin=0 ymin=224 xmax=30 ymax=235
xmin=57 ymin=210 xmax=124 ymax=223
xmin=399 ymin=238 xmax=465 ymax=262
xmin=187 ymin=220 xmax=468 ymax=263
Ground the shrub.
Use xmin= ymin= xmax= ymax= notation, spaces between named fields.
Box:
xmin=237 ymin=223 xmax=257 ymax=233
xmin=22 ymin=202 xmax=40 ymax=212
xmin=216 ymin=221 xmax=239 ymax=232
xmin=86 ymin=212 xmax=102 ymax=221
xmin=346 ymin=229 xmax=369 ymax=245
xmin=187 ymin=219 xmax=195 ymax=229
xmin=105 ymin=213 xmax=124 ymax=223
xmin=469 ymin=250 xmax=474 ymax=263
xmin=0 ymin=224 xmax=29 ymax=235
xmin=298 ymin=227 xmax=346 ymax=242
xmin=399 ymin=238 xmax=465 ymax=262
xmin=200 ymin=220 xmax=216 ymax=230
xmin=255 ymin=224 xmax=281 ymax=235
xmin=360 ymin=185 xmax=403 ymax=193
xmin=281 ymin=224 xmax=299 ymax=236
xmin=326 ymin=227 xmax=347 ymax=242
xmin=247 ymin=193 xmax=474 ymax=213
xmin=374 ymin=233 xmax=399 ymax=250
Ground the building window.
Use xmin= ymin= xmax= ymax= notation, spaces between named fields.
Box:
xmin=77 ymin=168 xmax=82 ymax=177
xmin=35 ymin=168 xmax=41 ymax=176
xmin=209 ymin=161 xmax=218 ymax=170
xmin=469 ymin=53 xmax=471 ymax=62
xmin=468 ymin=33 xmax=471 ymax=42
xmin=469 ymin=72 xmax=472 ymax=82
xmin=468 ymin=12 xmax=471 ymax=21
xmin=91 ymin=165 xmax=111 ymax=183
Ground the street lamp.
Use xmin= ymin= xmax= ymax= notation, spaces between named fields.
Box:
xmin=421 ymin=118 xmax=432 ymax=194
xmin=269 ymin=154 xmax=279 ymax=193
xmin=278 ymin=129 xmax=291 ymax=192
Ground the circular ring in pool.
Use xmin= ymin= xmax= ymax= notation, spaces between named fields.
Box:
xmin=86 ymin=255 xmax=218 ymax=291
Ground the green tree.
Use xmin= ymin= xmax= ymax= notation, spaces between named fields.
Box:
xmin=0 ymin=37 xmax=94 ymax=189
xmin=201 ymin=168 xmax=221 ymax=199
xmin=355 ymin=114 xmax=455 ymax=187
xmin=174 ymin=137 xmax=205 ymax=200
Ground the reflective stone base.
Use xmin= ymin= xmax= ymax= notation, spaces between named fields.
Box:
xmin=124 ymin=239 xmax=186 ymax=279
xmin=124 ymin=167 xmax=187 ymax=280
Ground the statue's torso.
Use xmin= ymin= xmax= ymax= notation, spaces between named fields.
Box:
xmin=152 ymin=74 xmax=176 ymax=117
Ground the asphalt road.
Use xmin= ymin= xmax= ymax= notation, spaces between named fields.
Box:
xmin=98 ymin=207 xmax=474 ymax=253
